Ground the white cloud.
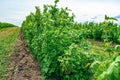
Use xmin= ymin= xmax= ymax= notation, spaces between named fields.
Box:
xmin=0 ymin=0 xmax=120 ymax=26
xmin=57 ymin=1 xmax=120 ymax=16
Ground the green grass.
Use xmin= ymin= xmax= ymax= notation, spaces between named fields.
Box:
xmin=87 ymin=39 xmax=118 ymax=60
xmin=88 ymin=39 xmax=108 ymax=55
xmin=0 ymin=27 xmax=20 ymax=79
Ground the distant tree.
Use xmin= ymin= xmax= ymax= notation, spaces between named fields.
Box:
xmin=0 ymin=22 xmax=17 ymax=29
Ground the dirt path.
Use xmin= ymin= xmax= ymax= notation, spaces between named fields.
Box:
xmin=10 ymin=32 xmax=43 ymax=80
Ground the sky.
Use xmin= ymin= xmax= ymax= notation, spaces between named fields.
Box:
xmin=0 ymin=0 xmax=120 ymax=26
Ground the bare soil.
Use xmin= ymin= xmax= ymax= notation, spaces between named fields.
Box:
xmin=9 ymin=32 xmax=43 ymax=80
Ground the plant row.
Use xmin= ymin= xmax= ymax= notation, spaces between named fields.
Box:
xmin=75 ymin=21 xmax=120 ymax=44
xmin=22 ymin=0 xmax=120 ymax=80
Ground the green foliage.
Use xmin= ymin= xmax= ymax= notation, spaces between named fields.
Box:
xmin=55 ymin=0 xmax=59 ymax=4
xmin=0 ymin=22 xmax=17 ymax=29
xmin=90 ymin=45 xmax=120 ymax=80
xmin=104 ymin=41 xmax=113 ymax=57
xmin=105 ymin=15 xmax=118 ymax=21
xmin=77 ymin=21 xmax=120 ymax=43
xmin=98 ymin=56 xmax=120 ymax=80
xmin=114 ymin=45 xmax=120 ymax=53
xmin=58 ymin=43 xmax=93 ymax=80
xmin=21 ymin=0 xmax=120 ymax=80
xmin=22 ymin=1 xmax=94 ymax=80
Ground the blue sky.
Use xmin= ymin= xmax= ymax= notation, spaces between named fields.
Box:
xmin=0 ymin=0 xmax=120 ymax=26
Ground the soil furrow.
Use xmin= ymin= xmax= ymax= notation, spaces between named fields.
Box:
xmin=11 ymin=32 xmax=43 ymax=80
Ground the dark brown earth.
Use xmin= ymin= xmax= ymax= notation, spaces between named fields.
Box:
xmin=8 ymin=32 xmax=43 ymax=80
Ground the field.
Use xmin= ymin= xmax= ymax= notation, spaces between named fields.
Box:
xmin=0 ymin=27 xmax=19 ymax=79
xmin=0 ymin=0 xmax=120 ymax=80
xmin=21 ymin=0 xmax=120 ymax=80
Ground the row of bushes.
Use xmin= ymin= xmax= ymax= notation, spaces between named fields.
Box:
xmin=22 ymin=1 xmax=95 ymax=79
xmin=22 ymin=0 xmax=120 ymax=80
xmin=0 ymin=22 xmax=17 ymax=29
xmin=75 ymin=21 xmax=120 ymax=44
